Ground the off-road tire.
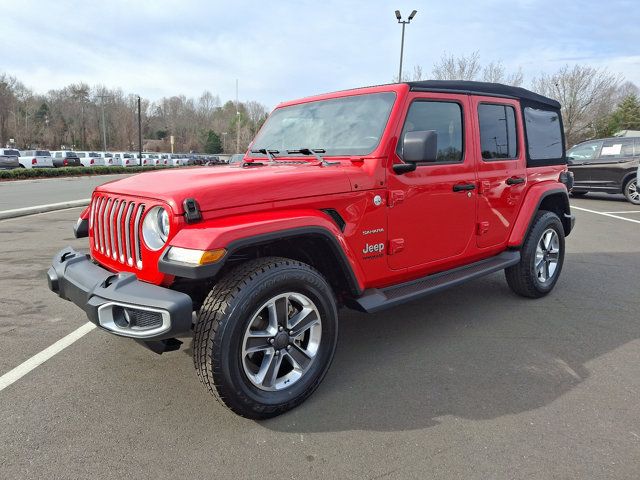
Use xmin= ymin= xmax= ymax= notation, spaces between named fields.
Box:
xmin=193 ymin=257 xmax=338 ymax=419
xmin=623 ymin=177 xmax=639 ymax=205
xmin=505 ymin=210 xmax=565 ymax=298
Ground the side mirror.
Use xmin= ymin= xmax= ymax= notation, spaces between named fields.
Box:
xmin=403 ymin=130 xmax=438 ymax=163
xmin=393 ymin=130 xmax=438 ymax=175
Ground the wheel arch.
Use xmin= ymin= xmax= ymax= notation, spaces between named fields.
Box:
xmin=508 ymin=185 xmax=573 ymax=247
xmin=160 ymin=213 xmax=365 ymax=300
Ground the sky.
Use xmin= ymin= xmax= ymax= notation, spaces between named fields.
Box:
xmin=2 ymin=0 xmax=638 ymax=109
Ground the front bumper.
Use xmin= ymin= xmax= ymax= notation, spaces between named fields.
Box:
xmin=47 ymin=247 xmax=193 ymax=341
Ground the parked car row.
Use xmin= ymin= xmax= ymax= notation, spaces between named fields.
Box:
xmin=0 ymin=149 xmax=230 ymax=170
xmin=567 ymin=136 xmax=640 ymax=205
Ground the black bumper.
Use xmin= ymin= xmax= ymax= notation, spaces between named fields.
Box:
xmin=47 ymin=247 xmax=193 ymax=341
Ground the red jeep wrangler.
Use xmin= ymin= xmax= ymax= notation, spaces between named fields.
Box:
xmin=48 ymin=81 xmax=575 ymax=419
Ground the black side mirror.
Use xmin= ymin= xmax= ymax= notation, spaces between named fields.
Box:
xmin=393 ymin=130 xmax=438 ymax=174
xmin=403 ymin=130 xmax=438 ymax=163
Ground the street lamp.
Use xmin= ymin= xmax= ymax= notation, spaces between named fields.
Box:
xmin=395 ymin=9 xmax=417 ymax=82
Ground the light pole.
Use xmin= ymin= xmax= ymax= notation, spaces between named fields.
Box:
xmin=395 ymin=9 xmax=417 ymax=82
xmin=137 ymin=96 xmax=143 ymax=165
xmin=222 ymin=132 xmax=228 ymax=152
xmin=97 ymin=94 xmax=111 ymax=152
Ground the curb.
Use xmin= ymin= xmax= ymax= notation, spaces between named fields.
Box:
xmin=0 ymin=199 xmax=90 ymax=220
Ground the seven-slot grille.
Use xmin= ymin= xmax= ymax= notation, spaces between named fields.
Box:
xmin=90 ymin=195 xmax=145 ymax=269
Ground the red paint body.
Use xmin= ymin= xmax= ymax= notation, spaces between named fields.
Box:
xmin=90 ymin=83 xmax=569 ymax=291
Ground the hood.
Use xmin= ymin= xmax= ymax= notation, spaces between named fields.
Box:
xmin=95 ymin=163 xmax=354 ymax=214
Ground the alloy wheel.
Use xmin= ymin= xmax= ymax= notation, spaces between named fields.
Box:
xmin=535 ymin=228 xmax=560 ymax=283
xmin=241 ymin=292 xmax=322 ymax=391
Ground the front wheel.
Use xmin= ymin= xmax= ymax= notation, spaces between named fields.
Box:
xmin=623 ymin=178 xmax=639 ymax=205
xmin=505 ymin=211 xmax=565 ymax=298
xmin=193 ymin=257 xmax=338 ymax=419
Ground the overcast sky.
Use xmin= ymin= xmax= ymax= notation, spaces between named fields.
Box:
xmin=2 ymin=0 xmax=638 ymax=108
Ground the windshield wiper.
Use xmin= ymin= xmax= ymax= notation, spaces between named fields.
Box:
xmin=286 ymin=148 xmax=338 ymax=166
xmin=251 ymin=148 xmax=279 ymax=162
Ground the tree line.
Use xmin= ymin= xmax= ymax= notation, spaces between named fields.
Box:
xmin=0 ymin=76 xmax=270 ymax=154
xmin=401 ymin=52 xmax=640 ymax=147
xmin=2 ymin=55 xmax=640 ymax=154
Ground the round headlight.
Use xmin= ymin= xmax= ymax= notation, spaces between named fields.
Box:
xmin=142 ymin=206 xmax=170 ymax=251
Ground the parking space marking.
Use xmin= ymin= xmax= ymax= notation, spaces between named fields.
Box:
xmin=572 ymin=206 xmax=640 ymax=224
xmin=0 ymin=322 xmax=95 ymax=392
xmin=0 ymin=198 xmax=90 ymax=220
xmin=601 ymin=210 xmax=640 ymax=214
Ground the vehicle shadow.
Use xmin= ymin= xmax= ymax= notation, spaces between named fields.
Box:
xmin=571 ymin=192 xmax=628 ymax=204
xmin=261 ymin=251 xmax=639 ymax=433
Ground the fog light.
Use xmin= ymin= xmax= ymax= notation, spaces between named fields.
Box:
xmin=113 ymin=306 xmax=132 ymax=328
xmin=166 ymin=247 xmax=226 ymax=265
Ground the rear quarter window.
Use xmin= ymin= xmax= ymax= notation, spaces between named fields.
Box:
xmin=524 ymin=107 xmax=564 ymax=164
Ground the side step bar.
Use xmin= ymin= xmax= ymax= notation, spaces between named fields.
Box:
xmin=347 ymin=250 xmax=521 ymax=313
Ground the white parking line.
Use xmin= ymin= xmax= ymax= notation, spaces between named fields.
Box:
xmin=572 ymin=206 xmax=640 ymax=224
xmin=0 ymin=198 xmax=90 ymax=220
xmin=0 ymin=323 xmax=95 ymax=392
xmin=602 ymin=210 xmax=640 ymax=214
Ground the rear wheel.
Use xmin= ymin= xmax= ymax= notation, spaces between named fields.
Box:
xmin=506 ymin=211 xmax=565 ymax=298
xmin=193 ymin=257 xmax=338 ymax=419
xmin=623 ymin=178 xmax=639 ymax=205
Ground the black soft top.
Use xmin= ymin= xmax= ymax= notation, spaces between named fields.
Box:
xmin=407 ymin=80 xmax=560 ymax=109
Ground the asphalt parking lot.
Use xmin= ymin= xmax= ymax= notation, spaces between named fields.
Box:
xmin=0 ymin=187 xmax=638 ymax=479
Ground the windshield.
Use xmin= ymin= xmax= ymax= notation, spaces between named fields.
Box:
xmin=251 ymin=92 xmax=396 ymax=156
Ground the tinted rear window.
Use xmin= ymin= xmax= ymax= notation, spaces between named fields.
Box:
xmin=4 ymin=149 xmax=19 ymax=156
xmin=524 ymin=107 xmax=563 ymax=161
xmin=65 ymin=152 xmax=79 ymax=158
xmin=36 ymin=150 xmax=50 ymax=156
xmin=478 ymin=104 xmax=518 ymax=160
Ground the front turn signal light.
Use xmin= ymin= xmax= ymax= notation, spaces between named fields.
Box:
xmin=166 ymin=247 xmax=226 ymax=265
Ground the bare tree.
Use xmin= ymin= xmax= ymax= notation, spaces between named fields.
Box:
xmin=531 ymin=65 xmax=621 ymax=146
xmin=432 ymin=51 xmax=481 ymax=81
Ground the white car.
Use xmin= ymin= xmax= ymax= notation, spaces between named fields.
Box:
xmin=98 ymin=152 xmax=119 ymax=166
xmin=76 ymin=151 xmax=106 ymax=167
xmin=156 ymin=153 xmax=170 ymax=166
xmin=166 ymin=153 xmax=187 ymax=166
xmin=112 ymin=152 xmax=137 ymax=167
xmin=13 ymin=149 xmax=54 ymax=169
xmin=142 ymin=153 xmax=165 ymax=166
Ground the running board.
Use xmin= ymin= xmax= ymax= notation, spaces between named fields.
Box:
xmin=347 ymin=250 xmax=520 ymax=313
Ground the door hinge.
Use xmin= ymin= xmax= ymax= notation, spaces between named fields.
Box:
xmin=478 ymin=180 xmax=491 ymax=195
xmin=477 ymin=221 xmax=490 ymax=235
xmin=387 ymin=190 xmax=405 ymax=208
xmin=388 ymin=238 xmax=405 ymax=255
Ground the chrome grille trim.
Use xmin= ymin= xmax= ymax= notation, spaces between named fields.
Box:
xmin=103 ymin=198 xmax=112 ymax=256
xmin=109 ymin=199 xmax=119 ymax=260
xmin=91 ymin=195 xmax=147 ymax=271
xmin=98 ymin=197 xmax=107 ymax=253
xmin=133 ymin=204 xmax=145 ymax=269
xmin=116 ymin=201 xmax=126 ymax=263
xmin=124 ymin=202 xmax=134 ymax=266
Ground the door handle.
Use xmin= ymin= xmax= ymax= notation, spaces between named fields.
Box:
xmin=453 ymin=183 xmax=476 ymax=192
xmin=506 ymin=177 xmax=525 ymax=185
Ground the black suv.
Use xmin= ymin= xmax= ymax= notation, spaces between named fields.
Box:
xmin=568 ymin=137 xmax=639 ymax=204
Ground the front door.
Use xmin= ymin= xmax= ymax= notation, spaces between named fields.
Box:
xmin=567 ymin=140 xmax=603 ymax=188
xmin=472 ymin=98 xmax=527 ymax=248
xmin=387 ymin=93 xmax=477 ymax=271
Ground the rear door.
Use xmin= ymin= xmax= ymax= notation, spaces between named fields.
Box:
xmin=472 ymin=97 xmax=526 ymax=248
xmin=589 ymin=138 xmax=635 ymax=190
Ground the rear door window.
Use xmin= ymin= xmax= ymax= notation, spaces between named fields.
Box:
xmin=524 ymin=107 xmax=563 ymax=162
xmin=478 ymin=104 xmax=518 ymax=160
xmin=599 ymin=138 xmax=634 ymax=161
